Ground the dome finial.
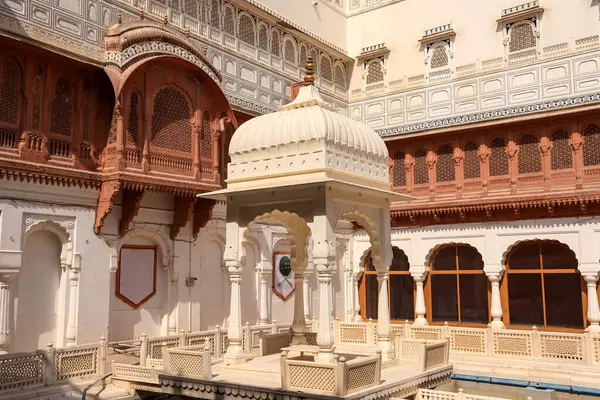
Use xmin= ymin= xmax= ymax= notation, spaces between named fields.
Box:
xmin=304 ymin=56 xmax=315 ymax=85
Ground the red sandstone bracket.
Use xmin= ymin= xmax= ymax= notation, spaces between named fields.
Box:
xmin=94 ymin=180 xmax=121 ymax=234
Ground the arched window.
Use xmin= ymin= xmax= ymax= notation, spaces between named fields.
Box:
xmin=366 ymin=60 xmax=383 ymax=85
xmin=583 ymin=124 xmax=600 ymax=167
xmin=518 ymin=134 xmax=541 ymax=174
xmin=299 ymin=45 xmax=308 ymax=67
xmin=200 ymin=110 xmax=212 ymax=173
xmin=50 ymin=76 xmax=72 ymax=136
xmin=504 ymin=241 xmax=584 ymax=329
xmin=222 ymin=6 xmax=235 ymax=35
xmin=392 ymin=151 xmax=406 ymax=187
xmin=430 ymin=45 xmax=449 ymax=69
xmin=0 ymin=59 xmax=20 ymax=127
xmin=150 ymin=88 xmax=192 ymax=153
xmin=389 ymin=247 xmax=414 ymax=321
xmin=359 ymin=247 xmax=414 ymax=321
xmin=209 ymin=0 xmax=220 ymax=28
xmin=283 ymin=38 xmax=297 ymax=64
xmin=413 ymin=148 xmax=428 ymax=185
xmin=184 ymin=0 xmax=198 ymax=19
xmin=436 ymin=144 xmax=455 ymax=182
xmin=489 ymin=137 xmax=508 ymax=176
xmin=258 ymin=24 xmax=268 ymax=51
xmin=509 ymin=23 xmax=536 ymax=53
xmin=320 ymin=56 xmax=332 ymax=82
xmin=550 ymin=130 xmax=572 ymax=170
xmin=463 ymin=141 xmax=480 ymax=179
xmin=271 ymin=30 xmax=281 ymax=57
xmin=238 ymin=14 xmax=255 ymax=45
xmin=127 ymin=92 xmax=140 ymax=144
xmin=334 ymin=64 xmax=346 ymax=88
xmin=428 ymin=245 xmax=488 ymax=324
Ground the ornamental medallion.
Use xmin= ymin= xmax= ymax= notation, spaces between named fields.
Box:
xmin=272 ymin=252 xmax=294 ymax=301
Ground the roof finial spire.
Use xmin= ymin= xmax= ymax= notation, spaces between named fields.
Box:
xmin=304 ymin=56 xmax=315 ymax=85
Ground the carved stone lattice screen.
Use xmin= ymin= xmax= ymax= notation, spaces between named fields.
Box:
xmin=116 ymin=246 xmax=157 ymax=309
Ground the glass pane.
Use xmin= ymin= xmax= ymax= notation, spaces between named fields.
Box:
xmin=365 ymin=274 xmax=379 ymax=320
xmin=390 ymin=248 xmax=410 ymax=271
xmin=459 ymin=275 xmax=489 ymax=324
xmin=431 ymin=275 xmax=458 ymax=322
xmin=432 ymin=247 xmax=456 ymax=270
xmin=457 ymin=246 xmax=484 ymax=270
xmin=390 ymin=275 xmax=414 ymax=320
xmin=509 ymin=242 xmax=541 ymax=270
xmin=544 ymin=274 xmax=584 ymax=329
xmin=541 ymin=242 xmax=577 ymax=270
xmin=508 ymin=274 xmax=543 ymax=326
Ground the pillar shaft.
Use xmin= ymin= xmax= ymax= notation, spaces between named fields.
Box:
xmin=488 ymin=274 xmax=504 ymax=329
xmin=291 ymin=273 xmax=307 ymax=345
xmin=413 ymin=275 xmax=427 ymax=326
xmin=584 ymin=273 xmax=600 ymax=333
xmin=224 ymin=265 xmax=245 ymax=363
xmin=376 ymin=272 xmax=393 ymax=361
xmin=0 ymin=280 xmax=10 ymax=353
xmin=303 ymin=275 xmax=310 ymax=322
xmin=65 ymin=270 xmax=79 ymax=346
xmin=316 ymin=269 xmax=334 ymax=363
xmin=259 ymin=272 xmax=269 ymax=325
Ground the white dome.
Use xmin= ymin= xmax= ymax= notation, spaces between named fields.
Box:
xmin=229 ymin=86 xmax=388 ymax=160
xmin=226 ymin=83 xmax=390 ymax=191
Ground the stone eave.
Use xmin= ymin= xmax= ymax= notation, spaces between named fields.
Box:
xmin=419 ymin=29 xmax=456 ymax=45
xmin=357 ymin=46 xmax=390 ymax=62
xmin=390 ymin=189 xmax=600 ymax=218
xmin=496 ymin=4 xmax=543 ymax=24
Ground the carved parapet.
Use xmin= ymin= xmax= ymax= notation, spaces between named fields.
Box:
xmin=94 ymin=180 xmax=121 ymax=234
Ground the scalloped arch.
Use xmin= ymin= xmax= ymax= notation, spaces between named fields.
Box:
xmin=501 ymin=239 xmax=578 ymax=268
xmin=338 ymin=210 xmax=386 ymax=267
xmin=424 ymin=242 xmax=482 ymax=269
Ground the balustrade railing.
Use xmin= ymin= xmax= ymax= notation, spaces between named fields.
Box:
xmin=0 ymin=128 xmax=16 ymax=149
xmin=0 ymin=338 xmax=107 ymax=395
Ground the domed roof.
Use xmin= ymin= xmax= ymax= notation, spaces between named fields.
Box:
xmin=229 ymin=86 xmax=388 ymax=159
xmin=225 ymin=58 xmax=391 ymax=192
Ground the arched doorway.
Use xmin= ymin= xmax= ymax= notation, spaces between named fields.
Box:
xmin=359 ymin=247 xmax=414 ymax=322
xmin=426 ymin=244 xmax=489 ymax=325
xmin=502 ymin=240 xmax=584 ymax=329
xmin=14 ymin=230 xmax=63 ymax=351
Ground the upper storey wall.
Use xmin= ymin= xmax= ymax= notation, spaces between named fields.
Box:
xmin=249 ymin=0 xmax=347 ymax=51
xmin=346 ymin=0 xmax=599 ymax=90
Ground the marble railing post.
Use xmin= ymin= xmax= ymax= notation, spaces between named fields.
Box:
xmin=316 ymin=264 xmax=335 ymax=363
xmin=412 ymin=272 xmax=428 ymax=325
xmin=259 ymin=271 xmax=270 ymax=325
xmin=291 ymin=272 xmax=307 ymax=345
xmin=487 ymin=272 xmax=505 ymax=329
xmin=376 ymin=271 xmax=393 ymax=361
xmin=584 ymin=273 xmax=600 ymax=333
xmin=224 ymin=261 xmax=246 ymax=364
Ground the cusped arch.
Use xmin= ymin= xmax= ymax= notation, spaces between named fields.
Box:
xmin=243 ymin=210 xmax=311 ymax=274
xmin=424 ymin=242 xmax=483 ymax=269
xmin=117 ymin=226 xmax=173 ymax=269
xmin=501 ymin=238 xmax=578 ymax=268
xmin=24 ymin=220 xmax=72 ymax=268
xmin=338 ymin=209 xmax=390 ymax=270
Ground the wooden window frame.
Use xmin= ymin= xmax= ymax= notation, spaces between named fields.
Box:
xmin=500 ymin=241 xmax=587 ymax=333
xmin=358 ymin=249 xmax=415 ymax=323
xmin=424 ymin=245 xmax=490 ymax=327
xmin=116 ymin=245 xmax=158 ymax=309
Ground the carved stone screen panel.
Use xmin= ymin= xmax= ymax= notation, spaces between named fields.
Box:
xmin=116 ymin=246 xmax=157 ymax=309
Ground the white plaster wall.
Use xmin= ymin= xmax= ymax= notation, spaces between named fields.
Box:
xmin=252 ymin=0 xmax=347 ymax=51
xmin=196 ymin=230 xmax=228 ymax=330
xmin=346 ymin=0 xmax=600 ymax=92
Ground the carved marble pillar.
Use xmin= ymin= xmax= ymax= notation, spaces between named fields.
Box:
xmin=224 ymin=262 xmax=245 ymax=363
xmin=291 ymin=272 xmax=307 ymax=345
xmin=487 ymin=272 xmax=505 ymax=329
xmin=65 ymin=259 xmax=80 ymax=346
xmin=376 ymin=271 xmax=393 ymax=361
xmin=316 ymin=265 xmax=335 ymax=363
xmin=168 ymin=268 xmax=178 ymax=334
xmin=353 ymin=271 xmax=362 ymax=322
xmin=0 ymin=276 xmax=13 ymax=354
xmin=412 ymin=273 xmax=428 ymax=325
xmin=259 ymin=270 xmax=270 ymax=325
xmin=584 ymin=273 xmax=600 ymax=333
xmin=303 ymin=274 xmax=310 ymax=322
